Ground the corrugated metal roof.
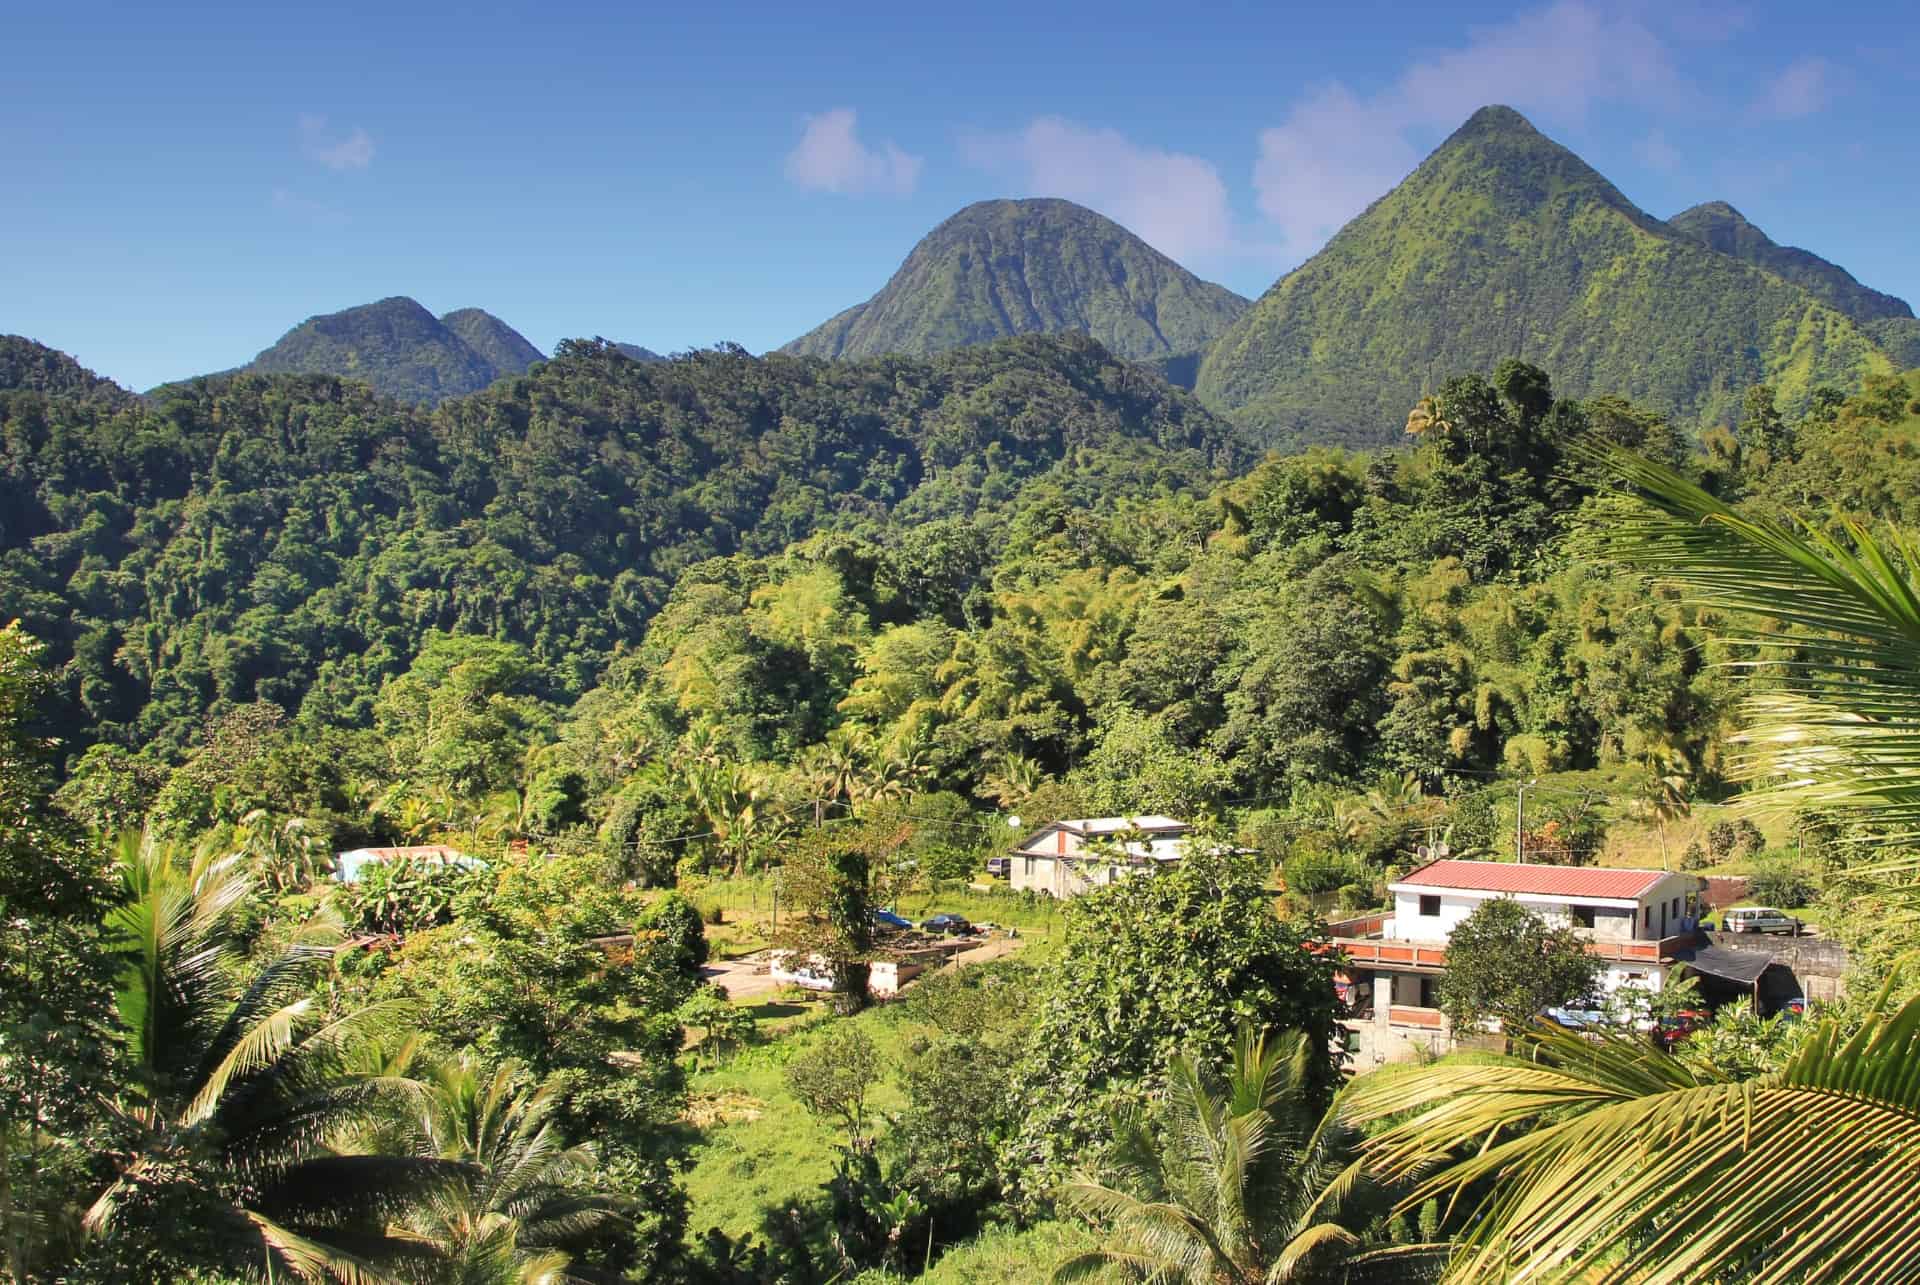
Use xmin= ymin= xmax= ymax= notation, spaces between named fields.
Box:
xmin=1395 ymin=859 xmax=1668 ymax=900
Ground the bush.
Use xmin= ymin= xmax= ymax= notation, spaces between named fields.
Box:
xmin=1680 ymin=840 xmax=1709 ymax=871
xmin=1707 ymin=821 xmax=1738 ymax=862
xmin=1283 ymin=842 xmax=1369 ymax=896
xmin=1747 ymin=858 xmax=1818 ymax=909
xmin=1733 ymin=819 xmax=1766 ymax=859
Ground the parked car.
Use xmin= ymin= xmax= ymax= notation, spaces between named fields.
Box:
xmin=871 ymin=908 xmax=913 ymax=932
xmin=1544 ymin=1004 xmax=1608 ymax=1030
xmin=1724 ymin=906 xmax=1802 ymax=935
xmin=921 ymin=913 xmax=976 ymax=936
xmin=984 ymin=856 xmax=1011 ymax=878
xmin=1656 ymin=1008 xmax=1710 ymax=1051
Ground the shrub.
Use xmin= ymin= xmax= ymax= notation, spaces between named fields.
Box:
xmin=1680 ymin=840 xmax=1709 ymax=871
xmin=1747 ymin=858 xmax=1818 ymax=910
xmin=1733 ymin=819 xmax=1766 ymax=859
xmin=1707 ymin=821 xmax=1738 ymax=862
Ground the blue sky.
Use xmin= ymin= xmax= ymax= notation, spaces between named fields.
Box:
xmin=6 ymin=0 xmax=1919 ymax=389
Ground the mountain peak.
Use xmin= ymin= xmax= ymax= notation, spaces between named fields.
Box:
xmin=1455 ymin=104 xmax=1538 ymax=136
xmin=1197 ymin=109 xmax=1898 ymax=449
xmin=781 ymin=197 xmax=1247 ymax=363
xmin=238 ymin=298 xmax=541 ymax=405
xmin=1668 ymin=202 xmax=1912 ymax=322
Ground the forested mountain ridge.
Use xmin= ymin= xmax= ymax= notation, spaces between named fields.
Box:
xmin=215 ymin=296 xmax=547 ymax=405
xmin=1196 ymin=106 xmax=1898 ymax=450
xmin=1666 ymin=200 xmax=1914 ymax=323
xmin=0 ymin=332 xmax=1245 ymax=756
xmin=781 ymin=198 xmax=1250 ymax=366
xmin=1 ymin=334 xmax=133 ymax=405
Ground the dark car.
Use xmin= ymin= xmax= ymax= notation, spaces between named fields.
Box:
xmin=921 ymin=913 xmax=975 ymax=936
xmin=871 ymin=908 xmax=913 ymax=932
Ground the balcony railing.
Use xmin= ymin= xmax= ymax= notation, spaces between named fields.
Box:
xmin=1388 ymin=1005 xmax=1445 ymax=1030
xmin=1333 ymin=921 xmax=1699 ymax=969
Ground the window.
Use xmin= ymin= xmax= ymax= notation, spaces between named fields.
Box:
xmin=1672 ymin=896 xmax=1682 ymax=918
xmin=1418 ymin=894 xmax=1441 ymax=916
xmin=1644 ymin=907 xmax=1652 ymax=931
xmin=1023 ymin=857 xmax=1033 ymax=877
xmin=1571 ymin=905 xmax=1597 ymax=928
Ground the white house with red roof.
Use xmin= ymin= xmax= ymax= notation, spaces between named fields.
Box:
xmin=1331 ymin=858 xmax=1705 ymax=1067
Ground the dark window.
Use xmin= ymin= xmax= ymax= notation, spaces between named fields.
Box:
xmin=1419 ymin=894 xmax=1441 ymax=916
xmin=1644 ymin=907 xmax=1652 ymax=930
xmin=1673 ymin=896 xmax=1682 ymax=918
xmin=1571 ymin=905 xmax=1597 ymax=928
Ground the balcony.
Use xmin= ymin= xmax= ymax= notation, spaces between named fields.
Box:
xmin=1328 ymin=915 xmax=1698 ymax=969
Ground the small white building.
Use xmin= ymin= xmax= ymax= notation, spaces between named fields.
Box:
xmin=1007 ymin=816 xmax=1193 ymax=898
xmin=333 ymin=844 xmax=482 ymax=884
xmin=1333 ymin=859 xmax=1706 ymax=1066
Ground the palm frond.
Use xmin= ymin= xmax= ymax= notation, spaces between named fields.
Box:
xmin=1344 ymin=1001 xmax=1920 ymax=1282
xmin=1585 ymin=441 xmax=1920 ymax=836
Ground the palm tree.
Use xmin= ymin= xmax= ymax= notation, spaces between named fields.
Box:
xmin=1590 ymin=443 xmax=1920 ymax=846
xmin=85 ymin=830 xmax=461 ymax=1282
xmin=1345 ymin=999 xmax=1920 ymax=1282
xmin=1053 ymin=1026 xmax=1434 ymax=1284
xmin=405 ymin=1053 xmax=629 ymax=1284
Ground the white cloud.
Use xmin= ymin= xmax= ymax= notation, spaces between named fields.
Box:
xmin=298 ymin=114 xmax=375 ymax=171
xmin=784 ymin=109 xmax=921 ymax=196
xmin=1253 ymin=1 xmax=1687 ymax=257
xmin=1634 ymin=127 xmax=1682 ymax=172
xmin=960 ymin=116 xmax=1239 ymax=263
xmin=1755 ymin=56 xmax=1833 ymax=119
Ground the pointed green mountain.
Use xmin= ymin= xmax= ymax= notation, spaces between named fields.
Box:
xmin=1 ymin=335 xmax=131 ymax=404
xmin=781 ymin=198 xmax=1249 ymax=365
xmin=1197 ymin=106 xmax=1898 ymax=448
xmin=1666 ymin=200 xmax=1912 ymax=322
xmin=438 ymin=307 xmax=545 ymax=377
xmin=239 ymin=297 xmax=508 ymax=405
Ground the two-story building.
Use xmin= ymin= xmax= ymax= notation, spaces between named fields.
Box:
xmin=1332 ymin=858 xmax=1705 ymax=1066
xmin=1007 ymin=815 xmax=1193 ymax=897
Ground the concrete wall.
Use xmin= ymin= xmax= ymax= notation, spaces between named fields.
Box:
xmin=1709 ymin=934 xmax=1850 ymax=1004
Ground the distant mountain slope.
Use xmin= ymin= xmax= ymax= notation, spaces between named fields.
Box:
xmin=612 ymin=342 xmax=665 ymax=362
xmin=2 ymin=332 xmax=1244 ymax=751
xmin=235 ymin=297 xmax=528 ymax=405
xmin=1197 ymin=106 xmax=1897 ymax=449
xmin=1666 ymin=201 xmax=1913 ymax=323
xmin=439 ymin=307 xmax=545 ymax=377
xmin=781 ymin=198 xmax=1249 ymax=364
xmin=0 ymin=335 xmax=130 ymax=404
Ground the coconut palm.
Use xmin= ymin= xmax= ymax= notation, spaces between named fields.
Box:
xmin=1053 ymin=1025 xmax=1437 ymax=1284
xmin=1345 ymin=996 xmax=1920 ymax=1282
xmin=1590 ymin=443 xmax=1920 ymax=849
xmin=85 ymin=829 xmax=461 ymax=1282
xmin=405 ymin=1053 xmax=629 ymax=1284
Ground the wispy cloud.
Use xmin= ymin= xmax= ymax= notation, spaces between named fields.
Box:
xmin=784 ymin=108 xmax=921 ymax=196
xmin=298 ymin=113 xmax=375 ymax=171
xmin=1753 ymin=56 xmax=1833 ymax=119
xmin=960 ymin=117 xmax=1241 ymax=264
xmin=1252 ymin=0 xmax=1687 ymax=257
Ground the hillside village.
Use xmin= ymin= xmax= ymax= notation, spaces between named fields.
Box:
xmin=11 ymin=26 xmax=1920 ymax=1281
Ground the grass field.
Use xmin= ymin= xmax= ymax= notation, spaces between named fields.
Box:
xmin=849 ymin=1220 xmax=1096 ymax=1283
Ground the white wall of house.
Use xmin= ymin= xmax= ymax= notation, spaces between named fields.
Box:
xmin=1388 ymin=872 xmax=1699 ymax=944
xmin=1009 ymin=853 xmax=1140 ymax=897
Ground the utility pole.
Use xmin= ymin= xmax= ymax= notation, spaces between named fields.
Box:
xmin=1516 ymin=779 xmax=1536 ymax=861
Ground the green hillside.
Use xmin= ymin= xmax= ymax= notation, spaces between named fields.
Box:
xmin=228 ymin=296 xmax=537 ymax=405
xmin=0 ymin=334 xmax=131 ymax=404
xmin=0 ymin=332 xmax=1243 ymax=753
xmin=781 ymin=198 xmax=1249 ymax=364
xmin=1666 ymin=200 xmax=1913 ymax=323
xmin=1197 ymin=106 xmax=1897 ymax=449
xmin=438 ymin=306 xmax=546 ymax=376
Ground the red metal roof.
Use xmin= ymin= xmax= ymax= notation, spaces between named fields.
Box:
xmin=1395 ymin=859 xmax=1668 ymax=900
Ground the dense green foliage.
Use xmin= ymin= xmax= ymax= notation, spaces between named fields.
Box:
xmin=781 ymin=199 xmax=1249 ymax=364
xmin=216 ymin=296 xmax=545 ymax=405
xmin=2 ymin=331 xmax=1240 ymax=761
xmin=1198 ymin=106 xmax=1900 ymax=449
